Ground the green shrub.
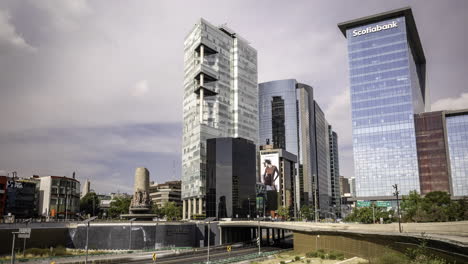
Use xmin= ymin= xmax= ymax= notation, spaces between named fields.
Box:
xmin=306 ymin=260 xmax=311 ymax=263
xmin=25 ymin=248 xmax=47 ymax=256
xmin=409 ymin=255 xmax=447 ymax=264
xmin=305 ymin=251 xmax=317 ymax=258
xmin=51 ymin=246 xmax=68 ymax=256
xmin=375 ymin=252 xmax=409 ymax=264
xmin=328 ymin=251 xmax=344 ymax=260
xmin=295 ymin=256 xmax=300 ymax=261
xmin=280 ymin=261 xmax=286 ymax=264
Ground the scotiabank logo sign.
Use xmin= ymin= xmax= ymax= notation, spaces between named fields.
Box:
xmin=352 ymin=21 xmax=398 ymax=37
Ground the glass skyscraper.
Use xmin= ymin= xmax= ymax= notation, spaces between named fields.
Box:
xmin=339 ymin=7 xmax=427 ymax=198
xmin=446 ymin=111 xmax=468 ymax=197
xmin=259 ymin=79 xmax=338 ymax=216
xmin=182 ymin=19 xmax=258 ymax=219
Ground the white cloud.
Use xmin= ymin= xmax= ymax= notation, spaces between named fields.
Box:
xmin=131 ymin=80 xmax=150 ymax=97
xmin=0 ymin=9 xmax=35 ymax=52
xmin=431 ymin=92 xmax=468 ymax=111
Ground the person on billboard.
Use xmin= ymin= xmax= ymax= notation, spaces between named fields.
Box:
xmin=263 ymin=159 xmax=279 ymax=191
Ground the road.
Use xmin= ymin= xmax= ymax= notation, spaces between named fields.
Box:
xmin=126 ymin=245 xmax=287 ymax=264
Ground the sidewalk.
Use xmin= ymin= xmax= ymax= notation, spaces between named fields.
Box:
xmin=3 ymin=248 xmax=190 ymax=264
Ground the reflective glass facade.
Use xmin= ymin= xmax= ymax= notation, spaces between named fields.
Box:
xmin=414 ymin=111 xmax=451 ymax=194
xmin=329 ymin=127 xmax=341 ymax=216
xmin=182 ymin=19 xmax=258 ymax=217
xmin=314 ymin=103 xmax=331 ymax=213
xmin=206 ymin=138 xmax=256 ymax=218
xmin=259 ymin=80 xmax=317 ymax=211
xmin=345 ymin=16 xmax=425 ymax=197
xmin=259 ymin=80 xmax=336 ymax=215
xmin=446 ymin=113 xmax=468 ymax=197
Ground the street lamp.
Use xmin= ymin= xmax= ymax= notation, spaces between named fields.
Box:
xmin=204 ymin=217 xmax=216 ymax=264
xmin=392 ymin=184 xmax=402 ymax=233
xmin=248 ymin=197 xmax=251 ymax=219
xmin=129 ymin=218 xmax=136 ymax=250
xmin=82 ymin=216 xmax=98 ymax=264
xmin=23 ymin=219 xmax=31 ymax=257
xmin=257 ymin=217 xmax=263 ymax=255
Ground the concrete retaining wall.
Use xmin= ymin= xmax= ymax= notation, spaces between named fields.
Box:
xmin=0 ymin=222 xmax=221 ymax=254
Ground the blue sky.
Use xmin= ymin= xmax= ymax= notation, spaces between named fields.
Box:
xmin=0 ymin=0 xmax=467 ymax=193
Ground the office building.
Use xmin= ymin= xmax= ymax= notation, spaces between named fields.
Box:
xmin=350 ymin=177 xmax=356 ymax=197
xmin=0 ymin=176 xmax=6 ymax=217
xmin=259 ymin=79 xmax=334 ymax=217
xmin=339 ymin=7 xmax=426 ymax=198
xmin=259 ymin=144 xmax=297 ymax=218
xmin=329 ymin=126 xmax=341 ymax=217
xmin=206 ymin=138 xmax=256 ymax=219
xmin=339 ymin=176 xmax=351 ymax=196
xmin=445 ymin=110 xmax=468 ymax=197
xmin=414 ymin=111 xmax=451 ymax=194
xmin=314 ymin=102 xmax=332 ymax=216
xmin=149 ymin=180 xmax=182 ymax=208
xmin=39 ymin=176 xmax=80 ymax=218
xmin=182 ymin=18 xmax=258 ymax=219
xmin=4 ymin=177 xmax=38 ymax=218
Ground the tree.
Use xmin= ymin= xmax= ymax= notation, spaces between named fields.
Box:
xmin=401 ymin=190 xmax=423 ymax=222
xmin=401 ymin=191 xmax=467 ymax=222
xmin=151 ymin=203 xmax=163 ymax=218
xmin=344 ymin=206 xmax=394 ymax=224
xmin=277 ymin=206 xmax=290 ymax=220
xmin=161 ymin=202 xmax=182 ymax=221
xmin=80 ymin=192 xmax=100 ymax=216
xmin=300 ymin=205 xmax=314 ymax=221
xmin=456 ymin=197 xmax=468 ymax=220
xmin=108 ymin=196 xmax=131 ymax=218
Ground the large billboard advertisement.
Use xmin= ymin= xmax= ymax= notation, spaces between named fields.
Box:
xmin=260 ymin=153 xmax=280 ymax=192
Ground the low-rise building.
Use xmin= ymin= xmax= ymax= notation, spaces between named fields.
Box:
xmin=39 ymin=176 xmax=80 ymax=219
xmin=4 ymin=177 xmax=38 ymax=219
xmin=0 ymin=176 xmax=8 ymax=217
xmin=149 ymin=181 xmax=181 ymax=208
xmin=259 ymin=144 xmax=298 ymax=218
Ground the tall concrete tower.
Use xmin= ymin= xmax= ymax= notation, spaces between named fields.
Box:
xmin=81 ymin=179 xmax=90 ymax=198
xmin=182 ymin=19 xmax=258 ymax=219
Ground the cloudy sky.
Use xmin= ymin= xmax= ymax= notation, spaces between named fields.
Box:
xmin=0 ymin=0 xmax=467 ymax=194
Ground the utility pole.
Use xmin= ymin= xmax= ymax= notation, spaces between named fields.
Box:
xmin=83 ymin=216 xmax=97 ymax=264
xmin=372 ymin=202 xmax=375 ymax=224
xmin=393 ymin=184 xmax=402 ymax=233
xmin=207 ymin=221 xmax=210 ymax=264
xmin=314 ymin=182 xmax=319 ymax=223
xmin=257 ymin=220 xmax=261 ymax=255
xmin=11 ymin=232 xmax=16 ymax=264
xmin=248 ymin=197 xmax=251 ymax=219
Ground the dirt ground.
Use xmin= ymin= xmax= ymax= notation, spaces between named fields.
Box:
xmin=249 ymin=251 xmax=368 ymax=264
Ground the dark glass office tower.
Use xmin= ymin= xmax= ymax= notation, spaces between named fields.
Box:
xmin=329 ymin=126 xmax=341 ymax=217
xmin=206 ymin=137 xmax=256 ymax=218
xmin=259 ymin=79 xmax=336 ymax=217
xmin=339 ymin=7 xmax=426 ymax=198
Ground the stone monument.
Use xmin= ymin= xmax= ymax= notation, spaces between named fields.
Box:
xmin=121 ymin=167 xmax=157 ymax=219
xmin=129 ymin=167 xmax=151 ymax=214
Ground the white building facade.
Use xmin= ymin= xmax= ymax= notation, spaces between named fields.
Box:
xmin=38 ymin=176 xmax=80 ymax=218
xmin=182 ymin=18 xmax=258 ymax=219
